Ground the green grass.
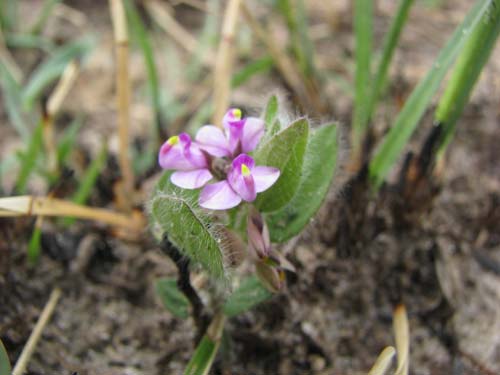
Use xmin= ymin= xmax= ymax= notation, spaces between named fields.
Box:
xmin=369 ymin=0 xmax=492 ymax=187
xmin=435 ymin=0 xmax=500 ymax=154
xmin=352 ymin=0 xmax=373 ymax=151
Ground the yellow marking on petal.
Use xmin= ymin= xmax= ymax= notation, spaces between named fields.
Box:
xmin=167 ymin=135 xmax=179 ymax=145
xmin=232 ymin=108 xmax=242 ymax=120
xmin=241 ymin=163 xmax=251 ymax=176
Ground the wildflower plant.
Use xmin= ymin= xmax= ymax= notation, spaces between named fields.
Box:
xmin=149 ymin=96 xmax=339 ymax=371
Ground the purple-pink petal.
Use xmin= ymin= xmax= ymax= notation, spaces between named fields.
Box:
xmin=158 ymin=133 xmax=208 ymax=170
xmin=195 ymin=125 xmax=230 ymax=157
xmin=231 ymin=154 xmax=255 ymax=170
xmin=171 ymin=169 xmax=213 ymax=189
xmin=241 ymin=117 xmax=265 ymax=153
xmin=199 ymin=181 xmax=242 ymax=210
xmin=252 ymin=166 xmax=280 ymax=192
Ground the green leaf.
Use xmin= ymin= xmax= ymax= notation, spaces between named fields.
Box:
xmin=150 ymin=174 xmax=226 ymax=279
xmin=0 ymin=339 xmax=11 ymax=375
xmin=369 ymin=0 xmax=491 ymax=187
xmin=22 ymin=37 xmax=94 ymax=110
xmin=0 ymin=61 xmax=30 ymax=140
xmin=184 ymin=335 xmax=219 ymax=375
xmin=352 ymin=0 xmax=373 ymax=150
xmin=155 ymin=278 xmax=190 ymax=319
xmin=255 ymin=118 xmax=309 ymax=212
xmin=266 ymin=123 xmax=338 ymax=242
xmin=366 ymin=0 xmax=415 ymax=122
xmin=223 ymin=276 xmax=272 ymax=317
xmin=436 ymin=0 xmax=500 ymax=153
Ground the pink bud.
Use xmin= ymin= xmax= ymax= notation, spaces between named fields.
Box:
xmin=247 ymin=207 xmax=271 ymax=259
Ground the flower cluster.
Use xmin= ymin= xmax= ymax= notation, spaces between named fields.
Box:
xmin=158 ymin=109 xmax=280 ymax=210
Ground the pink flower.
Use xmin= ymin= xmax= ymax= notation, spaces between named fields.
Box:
xmin=158 ymin=133 xmax=213 ymax=189
xmin=158 ymin=109 xmax=279 ymax=210
xmin=199 ymin=154 xmax=280 ymax=210
xmin=195 ymin=108 xmax=265 ymax=157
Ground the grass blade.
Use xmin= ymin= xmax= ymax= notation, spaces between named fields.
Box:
xmin=369 ymin=0 xmax=491 ymax=187
xmin=436 ymin=0 xmax=500 ymax=153
xmin=124 ymin=0 xmax=162 ymax=142
xmin=352 ymin=0 xmax=373 ymax=152
xmin=366 ymin=0 xmax=415 ymax=122
xmin=5 ymin=33 xmax=55 ymax=52
xmin=56 ymin=116 xmax=83 ymax=167
xmin=0 ymin=61 xmax=30 ymax=140
xmin=15 ymin=123 xmax=44 ymax=194
xmin=29 ymin=0 xmax=61 ymax=35
xmin=63 ymin=144 xmax=108 ymax=226
xmin=22 ymin=37 xmax=94 ymax=110
xmin=231 ymin=55 xmax=274 ymax=88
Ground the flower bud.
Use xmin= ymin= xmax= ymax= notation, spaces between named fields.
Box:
xmin=247 ymin=207 xmax=271 ymax=259
xmin=255 ymin=259 xmax=285 ymax=293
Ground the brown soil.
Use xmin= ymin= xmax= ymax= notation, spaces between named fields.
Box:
xmin=1 ymin=1 xmax=499 ymax=374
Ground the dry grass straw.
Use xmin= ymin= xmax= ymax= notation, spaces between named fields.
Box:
xmin=12 ymin=288 xmax=62 ymax=375
xmin=368 ymin=346 xmax=396 ymax=375
xmin=241 ymin=3 xmax=325 ymax=115
xmin=211 ymin=0 xmax=242 ymax=127
xmin=394 ymin=304 xmax=410 ymax=375
xmin=109 ymin=0 xmax=134 ymax=210
xmin=43 ymin=60 xmax=80 ymax=174
xmin=0 ymin=195 xmax=144 ymax=231
xmin=145 ymin=0 xmax=214 ymax=65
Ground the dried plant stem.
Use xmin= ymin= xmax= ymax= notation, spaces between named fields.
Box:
xmin=43 ymin=60 xmax=80 ymax=174
xmin=368 ymin=346 xmax=396 ymax=375
xmin=12 ymin=288 xmax=62 ymax=375
xmin=394 ymin=304 xmax=410 ymax=375
xmin=145 ymin=0 xmax=214 ymax=64
xmin=212 ymin=0 xmax=242 ymax=126
xmin=160 ymin=237 xmax=210 ymax=343
xmin=109 ymin=0 xmax=134 ymax=209
xmin=241 ymin=4 xmax=325 ymax=114
xmin=0 ymin=196 xmax=144 ymax=231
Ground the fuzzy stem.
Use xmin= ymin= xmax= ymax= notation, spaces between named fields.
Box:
xmin=160 ymin=236 xmax=210 ymax=343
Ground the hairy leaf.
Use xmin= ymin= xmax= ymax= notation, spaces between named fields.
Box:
xmin=266 ymin=123 xmax=338 ymax=242
xmin=151 ymin=174 xmax=226 ymax=279
xmin=255 ymin=118 xmax=309 ymax=212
